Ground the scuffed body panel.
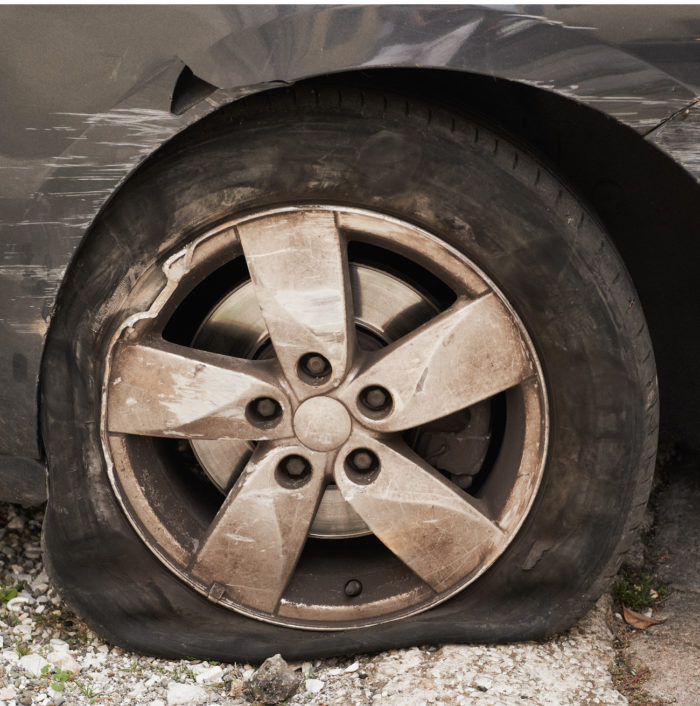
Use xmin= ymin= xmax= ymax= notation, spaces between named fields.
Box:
xmin=0 ymin=61 xmax=240 ymax=458
xmin=0 ymin=4 xmax=699 ymax=472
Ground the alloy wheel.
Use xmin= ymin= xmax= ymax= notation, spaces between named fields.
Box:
xmin=102 ymin=205 xmax=548 ymax=629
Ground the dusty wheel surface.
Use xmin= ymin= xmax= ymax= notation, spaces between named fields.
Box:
xmin=41 ymin=86 xmax=657 ymax=660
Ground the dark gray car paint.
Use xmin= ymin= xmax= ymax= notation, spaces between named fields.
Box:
xmin=1 ymin=5 xmax=699 ymax=502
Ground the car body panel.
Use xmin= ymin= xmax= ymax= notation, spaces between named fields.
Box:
xmin=647 ymin=97 xmax=700 ymax=173
xmin=1 ymin=5 xmax=699 ymax=502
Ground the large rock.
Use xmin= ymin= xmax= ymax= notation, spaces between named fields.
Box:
xmin=244 ymin=654 xmax=301 ymax=704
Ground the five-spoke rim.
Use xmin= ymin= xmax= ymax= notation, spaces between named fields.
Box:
xmin=101 ymin=206 xmax=548 ymax=629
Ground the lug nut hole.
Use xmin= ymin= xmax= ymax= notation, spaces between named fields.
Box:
xmin=276 ymin=454 xmax=312 ymax=488
xmin=246 ymin=397 xmax=282 ymax=428
xmin=298 ymin=352 xmax=332 ymax=385
xmin=345 ymin=448 xmax=380 ymax=484
xmin=358 ymin=385 xmax=392 ymax=418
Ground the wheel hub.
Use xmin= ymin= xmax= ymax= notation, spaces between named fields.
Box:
xmin=293 ymin=396 xmax=352 ymax=451
xmin=189 ymin=256 xmax=440 ymax=539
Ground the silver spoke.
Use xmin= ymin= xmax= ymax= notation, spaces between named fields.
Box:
xmin=334 ymin=432 xmax=505 ymax=592
xmin=339 ymin=293 xmax=534 ymax=432
xmin=237 ymin=209 xmax=354 ymax=398
xmin=191 ymin=444 xmax=326 ymax=613
xmin=107 ymin=338 xmax=292 ymax=440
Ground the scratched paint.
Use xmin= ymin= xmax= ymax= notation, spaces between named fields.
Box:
xmin=0 ymin=58 xmax=237 ymax=456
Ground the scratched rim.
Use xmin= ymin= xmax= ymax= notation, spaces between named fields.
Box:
xmin=101 ymin=205 xmax=548 ymax=629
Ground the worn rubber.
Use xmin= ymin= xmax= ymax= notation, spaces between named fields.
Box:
xmin=41 ymin=85 xmax=658 ymax=661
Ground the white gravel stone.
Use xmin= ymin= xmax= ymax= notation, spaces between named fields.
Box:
xmin=195 ymin=665 xmax=224 ymax=684
xmin=166 ymin=681 xmax=208 ymax=705
xmin=49 ymin=638 xmax=70 ymax=653
xmin=1 ymin=648 xmax=18 ymax=664
xmin=19 ymin=652 xmax=49 ymax=677
xmin=305 ymin=678 xmax=325 ymax=693
xmin=475 ymin=675 xmax=493 ymax=691
xmin=6 ymin=595 xmax=32 ymax=611
xmin=47 ymin=650 xmax=81 ymax=675
xmin=129 ymin=682 xmax=146 ymax=698
xmin=31 ymin=569 xmax=50 ymax=589
xmin=0 ymin=685 xmax=17 ymax=700
xmin=6 ymin=514 xmax=24 ymax=530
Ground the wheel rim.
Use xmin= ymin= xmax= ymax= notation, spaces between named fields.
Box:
xmin=102 ymin=205 xmax=548 ymax=629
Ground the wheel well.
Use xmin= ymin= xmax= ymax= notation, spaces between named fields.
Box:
xmin=278 ymin=68 xmax=698 ymax=448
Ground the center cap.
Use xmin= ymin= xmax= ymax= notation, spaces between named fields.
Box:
xmin=293 ymin=397 xmax=352 ymax=451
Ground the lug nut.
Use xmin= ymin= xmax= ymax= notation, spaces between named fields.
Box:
xmin=276 ymin=455 xmax=311 ymax=487
xmin=350 ymin=451 xmax=374 ymax=471
xmin=344 ymin=579 xmax=363 ymax=597
xmin=284 ymin=455 xmax=309 ymax=477
xmin=298 ymin=352 xmax=332 ymax=384
xmin=246 ymin=397 xmax=282 ymax=427
xmin=254 ymin=397 xmax=278 ymax=419
xmin=305 ymin=355 xmax=328 ymax=375
xmin=345 ymin=448 xmax=380 ymax=484
xmin=347 ymin=448 xmax=379 ymax=474
xmin=359 ymin=385 xmax=392 ymax=416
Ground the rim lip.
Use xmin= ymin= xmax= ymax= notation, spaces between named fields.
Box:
xmin=100 ymin=204 xmax=550 ymax=631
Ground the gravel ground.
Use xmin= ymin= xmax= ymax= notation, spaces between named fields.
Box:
xmin=1 ymin=502 xmax=627 ymax=706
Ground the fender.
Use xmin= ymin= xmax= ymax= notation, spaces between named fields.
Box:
xmin=1 ymin=5 xmax=699 ymax=497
